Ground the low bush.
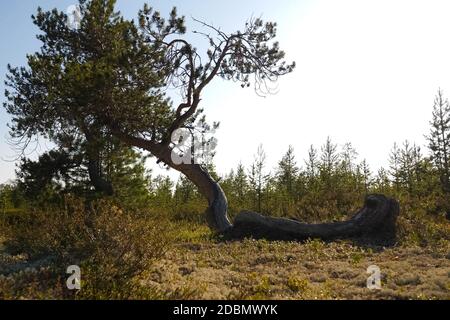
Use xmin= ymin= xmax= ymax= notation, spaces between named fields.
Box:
xmin=1 ymin=196 xmax=173 ymax=299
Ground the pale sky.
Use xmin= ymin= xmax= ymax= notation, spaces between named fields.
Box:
xmin=1 ymin=0 xmax=450 ymax=183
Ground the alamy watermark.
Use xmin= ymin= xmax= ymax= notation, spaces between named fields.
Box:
xmin=66 ymin=5 xmax=82 ymax=30
xmin=66 ymin=265 xmax=81 ymax=290
xmin=170 ymin=123 xmax=218 ymax=165
xmin=366 ymin=265 xmax=382 ymax=290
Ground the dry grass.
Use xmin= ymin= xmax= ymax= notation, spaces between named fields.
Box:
xmin=143 ymin=226 xmax=450 ymax=300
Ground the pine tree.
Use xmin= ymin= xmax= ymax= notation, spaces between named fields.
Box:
xmin=248 ymin=145 xmax=270 ymax=213
xmin=341 ymin=142 xmax=358 ymax=173
xmin=389 ymin=143 xmax=402 ymax=192
xmin=389 ymin=141 xmax=424 ymax=194
xmin=174 ymin=175 xmax=196 ymax=205
xmin=373 ymin=167 xmax=391 ymax=195
xmin=276 ymin=145 xmax=299 ymax=197
xmin=152 ymin=175 xmax=174 ymax=213
xmin=4 ymin=0 xmax=169 ymax=196
xmin=4 ymin=0 xmax=294 ymax=233
xmin=357 ymin=159 xmax=372 ymax=193
xmin=233 ymin=163 xmax=249 ymax=200
xmin=427 ymin=89 xmax=450 ymax=193
xmin=305 ymin=145 xmax=319 ymax=179
xmin=400 ymin=141 xmax=421 ymax=193
xmin=320 ymin=137 xmax=340 ymax=176
xmin=106 ymin=145 xmax=152 ymax=211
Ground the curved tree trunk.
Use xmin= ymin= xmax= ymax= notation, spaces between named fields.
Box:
xmin=114 ymin=135 xmax=233 ymax=232
xmin=115 ymin=134 xmax=399 ymax=244
xmin=173 ymin=163 xmax=233 ymax=232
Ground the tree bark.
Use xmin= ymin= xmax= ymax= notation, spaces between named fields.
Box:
xmin=84 ymin=129 xmax=114 ymax=196
xmin=228 ymin=194 xmax=400 ymax=245
xmin=173 ymin=163 xmax=233 ymax=232
xmin=87 ymin=157 xmax=114 ymax=196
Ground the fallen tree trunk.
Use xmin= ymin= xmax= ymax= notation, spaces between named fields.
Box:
xmin=227 ymin=194 xmax=400 ymax=245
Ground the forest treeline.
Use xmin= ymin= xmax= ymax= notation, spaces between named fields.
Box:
xmin=1 ymin=90 xmax=449 ymax=245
